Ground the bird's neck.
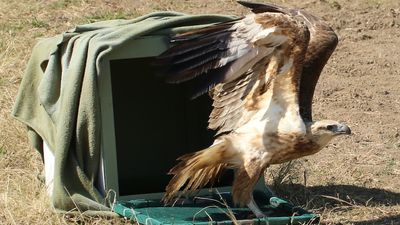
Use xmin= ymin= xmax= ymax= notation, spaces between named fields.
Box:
xmin=293 ymin=137 xmax=324 ymax=156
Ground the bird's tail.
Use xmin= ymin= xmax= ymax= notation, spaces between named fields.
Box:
xmin=163 ymin=142 xmax=235 ymax=204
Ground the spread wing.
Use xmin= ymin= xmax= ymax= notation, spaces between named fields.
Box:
xmin=237 ymin=1 xmax=339 ymax=122
xmin=156 ymin=10 xmax=310 ymax=135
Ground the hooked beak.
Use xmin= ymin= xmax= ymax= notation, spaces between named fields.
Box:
xmin=331 ymin=124 xmax=351 ymax=135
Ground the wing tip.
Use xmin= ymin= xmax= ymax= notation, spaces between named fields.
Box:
xmin=237 ymin=0 xmax=290 ymax=14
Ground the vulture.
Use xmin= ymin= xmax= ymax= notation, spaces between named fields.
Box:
xmin=156 ymin=0 xmax=351 ymax=217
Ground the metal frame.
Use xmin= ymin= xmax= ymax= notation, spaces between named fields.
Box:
xmin=98 ymin=35 xmax=169 ymax=200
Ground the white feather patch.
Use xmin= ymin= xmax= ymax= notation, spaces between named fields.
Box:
xmin=251 ymin=27 xmax=276 ymax=43
xmin=279 ymin=58 xmax=294 ymax=75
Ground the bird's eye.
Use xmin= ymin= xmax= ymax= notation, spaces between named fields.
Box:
xmin=326 ymin=125 xmax=335 ymax=131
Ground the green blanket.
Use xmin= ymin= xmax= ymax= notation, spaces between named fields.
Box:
xmin=12 ymin=12 xmax=235 ymax=213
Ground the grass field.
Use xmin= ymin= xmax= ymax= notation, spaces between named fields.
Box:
xmin=1 ymin=0 xmax=399 ymax=224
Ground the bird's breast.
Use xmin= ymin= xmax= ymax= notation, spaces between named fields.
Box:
xmin=227 ymin=128 xmax=315 ymax=166
xmin=267 ymin=135 xmax=321 ymax=164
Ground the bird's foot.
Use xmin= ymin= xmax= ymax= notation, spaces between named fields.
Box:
xmin=247 ymin=198 xmax=266 ymax=218
xmin=252 ymin=211 xmax=266 ymax=218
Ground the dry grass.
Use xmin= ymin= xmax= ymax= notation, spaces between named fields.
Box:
xmin=1 ymin=0 xmax=399 ymax=224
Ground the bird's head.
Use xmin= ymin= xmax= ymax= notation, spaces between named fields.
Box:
xmin=306 ymin=120 xmax=351 ymax=147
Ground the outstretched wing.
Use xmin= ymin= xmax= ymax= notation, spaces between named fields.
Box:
xmin=156 ymin=11 xmax=310 ymax=134
xmin=237 ymin=1 xmax=338 ymax=122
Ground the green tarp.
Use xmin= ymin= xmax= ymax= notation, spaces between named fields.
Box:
xmin=12 ymin=12 xmax=235 ymax=212
xmin=113 ymin=192 xmax=319 ymax=224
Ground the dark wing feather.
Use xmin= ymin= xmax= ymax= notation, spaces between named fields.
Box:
xmin=237 ymin=1 xmax=338 ymax=122
xmin=156 ymin=12 xmax=309 ymax=134
xmin=156 ymin=21 xmax=240 ymax=84
xmin=237 ymin=1 xmax=293 ymax=14
xmin=298 ymin=12 xmax=338 ymax=122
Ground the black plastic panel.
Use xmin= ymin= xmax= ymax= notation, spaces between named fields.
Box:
xmin=109 ymin=58 xmax=233 ymax=196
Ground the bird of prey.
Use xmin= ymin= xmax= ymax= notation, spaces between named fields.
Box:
xmin=156 ymin=1 xmax=351 ymax=217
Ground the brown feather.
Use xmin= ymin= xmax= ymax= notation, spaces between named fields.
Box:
xmin=299 ymin=20 xmax=338 ymax=121
xmin=163 ymin=142 xmax=237 ymax=204
xmin=237 ymin=1 xmax=338 ymax=121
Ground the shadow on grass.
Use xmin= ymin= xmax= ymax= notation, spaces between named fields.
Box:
xmin=272 ymin=184 xmax=400 ymax=208
xmin=272 ymin=184 xmax=400 ymax=224
xmin=351 ymin=215 xmax=400 ymax=225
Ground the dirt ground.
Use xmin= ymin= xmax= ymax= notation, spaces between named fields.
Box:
xmin=0 ymin=0 xmax=399 ymax=224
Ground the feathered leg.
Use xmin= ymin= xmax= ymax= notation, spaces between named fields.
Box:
xmin=232 ymin=160 xmax=266 ymax=218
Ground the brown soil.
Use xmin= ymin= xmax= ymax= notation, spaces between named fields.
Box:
xmin=0 ymin=0 xmax=399 ymax=224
